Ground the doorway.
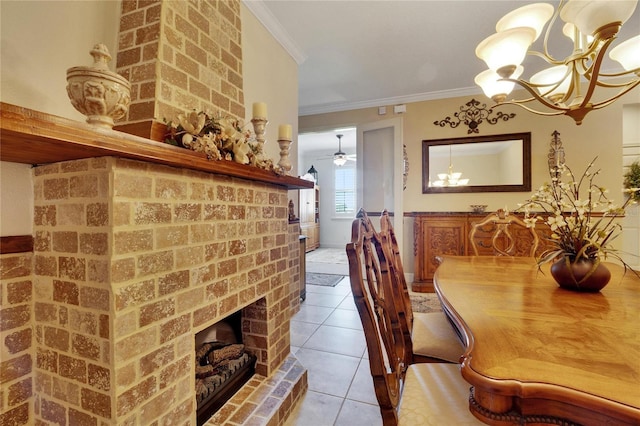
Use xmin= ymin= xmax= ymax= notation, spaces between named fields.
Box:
xmin=357 ymin=117 xmax=404 ymax=257
xmin=298 ymin=128 xmax=357 ymax=249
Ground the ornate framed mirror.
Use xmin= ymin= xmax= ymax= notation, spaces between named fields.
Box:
xmin=422 ymin=132 xmax=531 ymax=193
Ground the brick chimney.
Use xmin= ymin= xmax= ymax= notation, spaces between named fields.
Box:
xmin=115 ymin=0 xmax=245 ymax=140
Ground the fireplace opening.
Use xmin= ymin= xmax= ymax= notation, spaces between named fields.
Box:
xmin=195 ymin=310 xmax=257 ymax=426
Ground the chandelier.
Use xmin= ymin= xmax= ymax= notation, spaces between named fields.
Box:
xmin=333 ymin=134 xmax=348 ymax=166
xmin=474 ymin=0 xmax=640 ymax=125
xmin=433 ymin=145 xmax=469 ymax=187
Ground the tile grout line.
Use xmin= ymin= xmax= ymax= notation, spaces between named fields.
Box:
xmin=289 ymin=254 xmax=381 ymax=425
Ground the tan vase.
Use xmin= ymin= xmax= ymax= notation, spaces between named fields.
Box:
xmin=550 ymin=257 xmax=611 ymax=292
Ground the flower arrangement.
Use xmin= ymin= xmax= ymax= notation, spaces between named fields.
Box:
xmin=624 ymin=161 xmax=640 ymax=202
xmin=164 ymin=111 xmax=280 ymax=173
xmin=518 ymin=157 xmax=638 ymax=271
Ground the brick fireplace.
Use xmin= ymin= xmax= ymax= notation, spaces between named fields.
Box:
xmin=0 ymin=102 xmax=312 ymax=425
xmin=24 ymin=155 xmax=306 ymax=424
xmin=0 ymin=0 xmax=306 ymax=426
xmin=2 ymin=0 xmax=309 ymax=422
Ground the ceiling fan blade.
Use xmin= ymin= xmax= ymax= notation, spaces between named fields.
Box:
xmin=315 ymin=153 xmax=334 ymax=159
xmin=311 ymin=135 xmax=356 ymax=161
xmin=313 ymin=155 xmax=356 ymax=162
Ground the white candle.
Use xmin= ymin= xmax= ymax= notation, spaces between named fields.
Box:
xmin=278 ymin=124 xmax=292 ymax=140
xmin=252 ymin=102 xmax=267 ymax=118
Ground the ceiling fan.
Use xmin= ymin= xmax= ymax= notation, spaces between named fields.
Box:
xmin=325 ymin=134 xmax=356 ymax=166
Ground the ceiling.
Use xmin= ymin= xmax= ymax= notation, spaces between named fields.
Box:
xmin=245 ymin=0 xmax=640 ymax=154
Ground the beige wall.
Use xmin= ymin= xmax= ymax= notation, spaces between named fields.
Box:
xmin=0 ymin=0 xmax=120 ymax=237
xmin=0 ymin=162 xmax=33 ymax=236
xmin=242 ymin=4 xmax=299 ymax=164
xmin=300 ymin=91 xmax=639 ymax=213
xmin=241 ymin=4 xmax=300 ymax=208
xmin=0 ymin=1 xmax=299 ymax=237
xmin=0 ymin=0 xmax=121 ymax=120
xmin=300 ymin=89 xmax=640 ymax=272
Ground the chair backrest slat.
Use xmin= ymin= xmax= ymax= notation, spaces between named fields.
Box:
xmin=469 ymin=209 xmax=540 ymax=257
xmin=378 ymin=210 xmax=415 ymax=365
xmin=346 ymin=209 xmax=407 ymax=425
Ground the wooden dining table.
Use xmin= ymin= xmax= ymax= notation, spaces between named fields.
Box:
xmin=433 ymin=256 xmax=640 ymax=426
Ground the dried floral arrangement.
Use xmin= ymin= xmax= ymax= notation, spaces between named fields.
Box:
xmin=164 ymin=111 xmax=282 ymax=173
xmin=518 ymin=156 xmax=638 ymax=272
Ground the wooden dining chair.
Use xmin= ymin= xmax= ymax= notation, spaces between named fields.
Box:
xmin=469 ymin=209 xmax=540 ymax=257
xmin=378 ymin=210 xmax=463 ymax=364
xmin=346 ymin=209 xmax=482 ymax=425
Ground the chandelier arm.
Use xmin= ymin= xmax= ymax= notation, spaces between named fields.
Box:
xmin=498 ymin=101 xmax=565 ymax=117
xmin=507 ymin=79 xmax=571 ymax=112
xmin=589 ymin=80 xmax=640 ymax=110
xmin=593 ymin=78 xmax=640 ymax=89
xmin=597 ymin=68 xmax=640 ymax=79
xmin=575 ymin=37 xmax=617 ymax=109
xmin=570 ymin=61 xmax=584 ymax=104
xmin=503 ymin=62 xmax=576 ymax=104
xmin=574 ymin=34 xmax=614 ymax=67
xmin=526 ymin=49 xmax=564 ymax=66
xmin=559 ymin=65 xmax=579 ymax=105
xmin=577 ymin=56 xmax=594 ymax=84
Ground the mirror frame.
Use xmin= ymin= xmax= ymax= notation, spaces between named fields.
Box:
xmin=422 ymin=132 xmax=531 ymax=193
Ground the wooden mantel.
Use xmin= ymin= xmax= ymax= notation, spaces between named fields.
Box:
xmin=0 ymin=102 xmax=313 ymax=190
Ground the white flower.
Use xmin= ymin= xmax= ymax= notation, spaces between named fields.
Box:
xmin=547 ymin=214 xmax=566 ymax=231
xmin=182 ymin=133 xmax=194 ymax=147
xmin=574 ymin=199 xmax=589 ymax=216
xmin=178 ymin=111 xmax=205 ymax=135
xmin=232 ymin=140 xmax=250 ymax=164
xmin=219 ymin=117 xmax=243 ymax=142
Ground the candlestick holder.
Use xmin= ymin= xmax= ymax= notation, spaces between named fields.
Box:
xmin=251 ymin=117 xmax=268 ymax=145
xmin=277 ymin=138 xmax=292 ymax=174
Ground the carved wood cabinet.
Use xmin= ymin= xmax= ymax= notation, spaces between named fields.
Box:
xmin=413 ymin=213 xmax=551 ymax=292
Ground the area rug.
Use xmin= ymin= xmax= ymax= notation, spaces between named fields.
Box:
xmin=306 ymin=272 xmax=344 ymax=287
xmin=410 ymin=293 xmax=443 ymax=314
xmin=306 ymin=248 xmax=348 ymax=264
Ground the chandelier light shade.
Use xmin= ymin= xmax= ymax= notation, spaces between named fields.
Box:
xmin=475 ymin=66 xmax=524 ymax=102
xmin=474 ymin=0 xmax=640 ymax=125
xmin=496 ymin=3 xmax=554 ymax=41
xmin=333 ymin=134 xmax=348 ymax=166
xmin=433 ymin=167 xmax=470 ymax=187
xmin=530 ymin=65 xmax=572 ymax=101
xmin=432 ymin=145 xmax=469 ymax=187
xmin=609 ymin=34 xmax=640 ymax=71
xmin=475 ymin=27 xmax=537 ymax=76
xmin=559 ymin=0 xmax=637 ymax=38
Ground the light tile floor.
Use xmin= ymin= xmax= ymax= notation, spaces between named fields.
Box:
xmin=285 ymin=250 xmax=383 ymax=426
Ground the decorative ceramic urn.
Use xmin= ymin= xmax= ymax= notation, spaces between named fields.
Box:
xmin=66 ymin=44 xmax=131 ymax=129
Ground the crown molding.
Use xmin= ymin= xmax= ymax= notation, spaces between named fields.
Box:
xmin=243 ymin=0 xmax=307 ymax=65
xmin=299 ymin=86 xmax=486 ymax=116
